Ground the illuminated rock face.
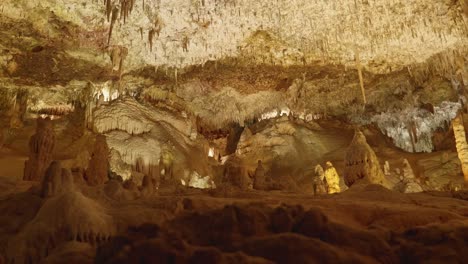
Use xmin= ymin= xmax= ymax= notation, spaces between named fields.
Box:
xmin=344 ymin=131 xmax=389 ymax=188
xmin=452 ymin=114 xmax=468 ymax=186
xmin=23 ymin=118 xmax=56 ymax=181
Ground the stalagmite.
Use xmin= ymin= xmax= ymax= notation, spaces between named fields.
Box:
xmin=324 ymin=161 xmax=340 ymax=194
xmin=452 ymin=113 xmax=468 ymax=186
xmin=23 ymin=118 xmax=56 ymax=181
xmin=344 ymin=130 xmax=389 ymax=188
xmin=41 ymin=161 xmax=75 ymax=198
xmin=41 ymin=161 xmax=62 ymax=198
xmin=253 ymin=160 xmax=266 ymax=190
xmin=85 ymin=135 xmax=110 ymax=186
xmin=312 ymin=164 xmax=327 ymax=195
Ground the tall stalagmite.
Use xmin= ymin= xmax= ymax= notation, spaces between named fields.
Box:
xmin=85 ymin=135 xmax=110 ymax=186
xmin=452 ymin=114 xmax=468 ymax=186
xmin=23 ymin=118 xmax=56 ymax=181
xmin=344 ymin=130 xmax=389 ymax=188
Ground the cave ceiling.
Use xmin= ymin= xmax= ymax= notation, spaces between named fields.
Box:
xmin=0 ymin=0 xmax=466 ymax=87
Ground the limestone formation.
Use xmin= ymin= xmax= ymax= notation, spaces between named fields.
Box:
xmin=452 ymin=114 xmax=468 ymax=186
xmin=41 ymin=161 xmax=62 ymax=198
xmin=159 ymin=151 xmax=174 ymax=183
xmin=383 ymin=161 xmax=391 ymax=176
xmin=344 ymin=131 xmax=389 ymax=188
xmin=8 ymin=88 xmax=28 ymax=129
xmin=253 ymin=160 xmax=266 ymax=190
xmin=135 ymin=157 xmax=160 ymax=191
xmin=324 ymin=162 xmax=340 ymax=194
xmin=7 ymin=190 xmax=115 ymax=263
xmin=223 ymin=157 xmax=252 ymax=190
xmin=85 ymin=135 xmax=110 ymax=186
xmin=395 ymin=159 xmax=423 ymax=193
xmin=312 ymin=165 xmax=327 ymax=195
xmin=23 ymin=118 xmax=56 ymax=181
xmin=141 ymin=174 xmax=155 ymax=197
xmin=41 ymin=161 xmax=75 ymax=198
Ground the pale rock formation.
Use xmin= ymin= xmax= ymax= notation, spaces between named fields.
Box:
xmin=2 ymin=0 xmax=466 ymax=73
xmin=344 ymin=131 xmax=389 ymax=188
xmin=85 ymin=135 xmax=110 ymax=186
xmin=324 ymin=162 xmax=340 ymax=194
xmin=23 ymin=118 xmax=56 ymax=181
xmin=185 ymin=171 xmax=216 ymax=189
xmin=402 ymin=159 xmax=416 ymax=179
xmin=383 ymin=161 xmax=391 ymax=176
xmin=452 ymin=113 xmax=468 ymax=186
xmin=312 ymin=165 xmax=327 ymax=195
xmin=93 ymin=97 xmax=191 ymax=137
xmin=109 ymin=149 xmax=132 ymax=180
xmin=371 ymin=102 xmax=461 ymax=152
xmin=159 ymin=148 xmax=175 ymax=182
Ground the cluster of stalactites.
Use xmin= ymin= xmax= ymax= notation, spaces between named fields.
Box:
xmin=105 ymin=0 xmax=137 ymax=45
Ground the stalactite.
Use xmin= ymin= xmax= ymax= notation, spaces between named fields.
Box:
xmin=108 ymin=6 xmax=119 ymax=45
xmin=453 ymin=113 xmax=468 ymax=186
xmin=106 ymin=0 xmax=112 ymax=22
xmin=148 ymin=28 xmax=155 ymax=52
xmin=130 ymin=0 xmax=135 ymax=13
xmin=118 ymin=46 xmax=128 ymax=74
xmin=355 ymin=49 xmax=366 ymax=104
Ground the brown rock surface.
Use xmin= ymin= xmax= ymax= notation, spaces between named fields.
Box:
xmin=85 ymin=135 xmax=110 ymax=186
xmin=23 ymin=118 xmax=56 ymax=181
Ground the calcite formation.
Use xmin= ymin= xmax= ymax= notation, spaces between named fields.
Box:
xmin=324 ymin=161 xmax=340 ymax=194
xmin=344 ymin=130 xmax=389 ymax=188
xmin=2 ymin=0 xmax=466 ymax=74
xmin=312 ymin=164 xmax=327 ymax=195
xmin=452 ymin=113 xmax=468 ymax=186
xmin=23 ymin=118 xmax=56 ymax=181
xmin=85 ymin=135 xmax=110 ymax=186
xmin=7 ymin=190 xmax=115 ymax=263
xmin=135 ymin=157 xmax=160 ymax=191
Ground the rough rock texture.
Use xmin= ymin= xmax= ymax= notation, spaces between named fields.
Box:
xmin=394 ymin=159 xmax=424 ymax=193
xmin=344 ymin=131 xmax=389 ymax=188
xmin=312 ymin=165 xmax=327 ymax=195
xmin=135 ymin=157 xmax=160 ymax=191
xmin=6 ymin=190 xmax=115 ymax=263
xmin=371 ymin=102 xmax=461 ymax=153
xmin=23 ymin=118 xmax=56 ymax=181
xmin=2 ymin=0 xmax=466 ymax=73
xmin=452 ymin=113 xmax=468 ymax=186
xmin=85 ymin=135 xmax=110 ymax=186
